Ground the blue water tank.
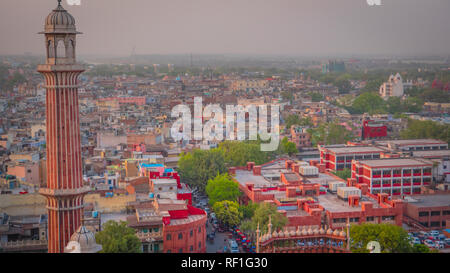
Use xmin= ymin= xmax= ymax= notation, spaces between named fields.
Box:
xmin=92 ymin=211 xmax=98 ymax=218
xmin=149 ymin=193 xmax=154 ymax=198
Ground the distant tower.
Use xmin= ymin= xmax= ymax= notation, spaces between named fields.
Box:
xmin=38 ymin=0 xmax=90 ymax=253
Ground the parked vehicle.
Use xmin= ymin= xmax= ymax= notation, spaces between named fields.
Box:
xmin=435 ymin=241 xmax=445 ymax=249
xmin=207 ymin=233 xmax=215 ymax=242
xmin=444 ymin=238 xmax=450 ymax=247
xmin=429 ymin=230 xmax=440 ymax=236
xmin=410 ymin=237 xmax=421 ymax=245
xmin=226 ymin=240 xmax=239 ymax=253
xmin=424 ymin=239 xmax=435 ymax=248
xmin=438 ymin=234 xmax=446 ymax=240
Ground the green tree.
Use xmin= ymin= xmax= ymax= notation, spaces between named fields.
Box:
xmin=420 ymin=88 xmax=450 ymax=103
xmin=412 ymin=244 xmax=431 ymax=253
xmin=309 ymin=92 xmax=325 ymax=102
xmin=212 ymin=200 xmax=242 ymax=227
xmin=400 ymin=119 xmax=450 ymax=144
xmin=334 ymin=78 xmax=352 ymax=94
xmin=351 ymin=92 xmax=386 ymax=115
xmin=350 ymin=223 xmax=412 ymax=253
xmin=178 ymin=149 xmax=227 ymax=193
xmin=334 ymin=168 xmax=351 ymax=181
xmin=239 ymin=202 xmax=259 ymax=220
xmin=240 ymin=203 xmax=288 ymax=234
xmin=218 ymin=141 xmax=274 ymax=167
xmin=205 ymin=173 xmax=241 ymax=206
xmin=386 ymin=96 xmax=402 ymax=114
xmin=280 ymin=137 xmax=298 ymax=156
xmin=95 ymin=221 xmax=141 ymax=253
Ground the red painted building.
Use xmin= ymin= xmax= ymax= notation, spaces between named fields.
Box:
xmin=38 ymin=1 xmax=90 ymax=253
xmin=351 ymin=158 xmax=433 ymax=196
xmin=230 ymin=159 xmax=404 ymax=230
xmin=362 ymin=120 xmax=387 ymax=140
xmin=319 ymin=145 xmax=385 ymax=172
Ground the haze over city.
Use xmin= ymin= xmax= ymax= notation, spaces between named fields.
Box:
xmin=1 ymin=0 xmax=450 ymax=57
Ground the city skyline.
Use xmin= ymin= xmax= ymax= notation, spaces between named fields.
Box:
xmin=0 ymin=0 xmax=449 ymax=56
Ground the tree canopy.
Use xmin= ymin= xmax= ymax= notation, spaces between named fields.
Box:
xmin=178 ymin=148 xmax=227 ymax=193
xmin=400 ymin=119 xmax=450 ymax=144
xmin=218 ymin=140 xmax=274 ymax=167
xmin=212 ymin=200 xmax=242 ymax=227
xmin=240 ymin=203 xmax=288 ymax=234
xmin=95 ymin=221 xmax=141 ymax=253
xmin=280 ymin=137 xmax=298 ymax=156
xmin=350 ymin=223 xmax=413 ymax=253
xmin=333 ymin=168 xmax=352 ymax=181
xmin=308 ymin=122 xmax=355 ymax=146
xmin=205 ymin=173 xmax=241 ymax=206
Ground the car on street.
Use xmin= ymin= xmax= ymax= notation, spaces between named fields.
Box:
xmin=429 ymin=230 xmax=440 ymax=236
xmin=410 ymin=237 xmax=421 ymax=245
xmin=226 ymin=239 xmax=239 ymax=253
xmin=444 ymin=238 xmax=450 ymax=247
xmin=424 ymin=239 xmax=435 ymax=248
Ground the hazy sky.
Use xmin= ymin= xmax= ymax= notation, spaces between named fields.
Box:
xmin=0 ymin=0 xmax=449 ymax=56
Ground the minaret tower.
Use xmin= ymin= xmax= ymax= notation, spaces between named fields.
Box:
xmin=38 ymin=0 xmax=90 ymax=253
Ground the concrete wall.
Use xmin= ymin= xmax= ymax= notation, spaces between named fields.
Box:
xmin=0 ymin=192 xmax=136 ymax=216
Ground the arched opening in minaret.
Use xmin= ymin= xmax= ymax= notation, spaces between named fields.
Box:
xmin=56 ymin=40 xmax=66 ymax=58
xmin=67 ymin=39 xmax=74 ymax=59
xmin=48 ymin=40 xmax=55 ymax=58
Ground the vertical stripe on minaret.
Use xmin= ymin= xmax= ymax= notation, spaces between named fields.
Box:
xmin=38 ymin=1 xmax=90 ymax=253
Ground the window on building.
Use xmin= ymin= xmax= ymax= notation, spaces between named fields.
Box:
xmin=190 ymin=245 xmax=194 ymax=252
xmin=382 ymin=216 xmax=395 ymax=221
xmin=431 ymin=211 xmax=441 ymax=216
xmin=349 ymin=217 xmax=359 ymax=223
xmin=190 ymin=230 xmax=193 ymax=237
xmin=366 ymin=216 xmax=375 ymax=222
xmin=418 ymin=211 xmax=429 ymax=217
xmin=430 ymin=221 xmax=440 ymax=227
xmin=143 ymin=244 xmax=149 ymax=253
xmin=178 ymin=233 xmax=183 ymax=240
xmin=198 ymin=242 xmax=202 ymax=249
xmin=373 ymin=154 xmax=380 ymax=159
xmin=167 ymin=250 xmax=171 ymax=253
xmin=198 ymin=227 xmax=202 ymax=233
xmin=166 ymin=234 xmax=171 ymax=240
xmin=383 ymin=170 xmax=391 ymax=176
xmin=393 ymin=169 xmax=401 ymax=175
xmin=443 ymin=211 xmax=450 ymax=215
xmin=420 ymin=222 xmax=428 ymax=227
xmin=179 ymin=248 xmax=183 ymax=253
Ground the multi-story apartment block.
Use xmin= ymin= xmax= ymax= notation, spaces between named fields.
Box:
xmin=352 ymin=158 xmax=433 ymax=196
xmin=319 ymin=145 xmax=386 ymax=172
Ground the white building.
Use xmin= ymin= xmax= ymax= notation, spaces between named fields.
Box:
xmin=379 ymin=73 xmax=404 ymax=98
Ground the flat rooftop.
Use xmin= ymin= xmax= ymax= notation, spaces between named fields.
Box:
xmin=152 ymin=179 xmax=177 ymax=185
xmin=357 ymin=158 xmax=433 ymax=168
xmin=412 ymin=150 xmax=450 ymax=158
xmin=318 ymin=193 xmax=380 ymax=212
xmin=325 ymin=146 xmax=386 ymax=154
xmin=376 ymin=139 xmax=447 ymax=146
xmin=305 ymin=173 xmax=342 ymax=186
xmin=406 ymin=194 xmax=450 ymax=208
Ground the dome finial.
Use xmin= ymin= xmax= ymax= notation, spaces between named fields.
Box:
xmin=58 ymin=0 xmax=62 ymax=6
